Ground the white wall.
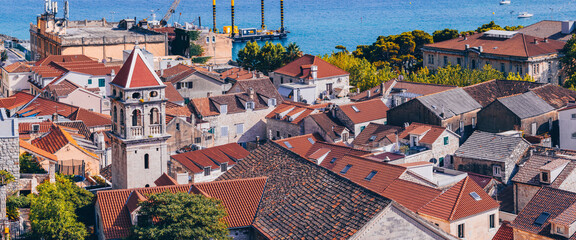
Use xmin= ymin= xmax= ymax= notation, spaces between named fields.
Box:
xmin=559 ymin=108 xmax=576 ymax=151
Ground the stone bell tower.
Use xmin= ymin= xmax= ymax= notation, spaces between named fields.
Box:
xmin=110 ymin=46 xmax=170 ymax=189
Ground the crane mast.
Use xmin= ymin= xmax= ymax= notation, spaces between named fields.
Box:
xmin=160 ymin=0 xmax=181 ymax=26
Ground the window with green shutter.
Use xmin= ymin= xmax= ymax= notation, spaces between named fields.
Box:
xmin=360 ymin=126 xmax=366 ymax=132
xmin=88 ymin=79 xmax=92 ymax=84
xmin=444 ymin=136 xmax=449 ymax=145
xmin=99 ymin=78 xmax=105 ymax=87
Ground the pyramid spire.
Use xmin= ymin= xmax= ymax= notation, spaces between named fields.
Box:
xmin=111 ymin=47 xmax=163 ymax=88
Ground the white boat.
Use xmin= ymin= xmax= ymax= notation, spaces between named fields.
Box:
xmin=500 ymin=0 xmax=511 ymax=5
xmin=517 ymin=12 xmax=533 ymax=18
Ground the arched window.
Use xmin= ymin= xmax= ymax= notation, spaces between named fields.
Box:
xmin=149 ymin=91 xmax=158 ymax=97
xmin=150 ymin=108 xmax=160 ymax=124
xmin=113 ymin=106 xmax=117 ymax=122
xmin=144 ymin=154 xmax=149 ymax=169
xmin=112 ymin=89 xmax=116 ymax=97
xmin=132 ymin=109 xmax=142 ymax=126
xmin=145 ymin=184 xmax=150 ymax=188
xmin=120 ymin=109 xmax=125 ymax=125
xmin=132 ymin=92 xmax=140 ymax=99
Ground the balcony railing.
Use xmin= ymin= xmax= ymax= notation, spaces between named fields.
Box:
xmin=130 ymin=126 xmax=143 ymax=137
xmin=149 ymin=124 xmax=162 ymax=135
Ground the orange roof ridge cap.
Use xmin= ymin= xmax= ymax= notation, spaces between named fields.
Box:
xmin=448 ymin=177 xmax=469 ymax=220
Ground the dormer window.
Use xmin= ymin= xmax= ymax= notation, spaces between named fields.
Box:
xmin=32 ymin=124 xmax=40 ymax=133
xmin=541 ymin=171 xmax=549 ymax=183
xmin=220 ymin=104 xmax=227 ymax=114
xmin=246 ymin=101 xmax=255 ymax=110
xmin=204 ymin=167 xmax=211 ymax=176
xmin=268 ymin=98 xmax=277 ymax=107
xmin=369 ymin=135 xmax=377 ymax=142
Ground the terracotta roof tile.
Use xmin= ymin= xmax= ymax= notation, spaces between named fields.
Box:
xmin=55 ymin=121 xmax=92 ymax=139
xmin=331 ymin=155 xmax=407 ymax=193
xmin=273 ymin=54 xmax=349 ymax=80
xmin=170 ymin=143 xmax=249 ymax=174
xmin=165 ymin=101 xmax=191 ymax=117
xmin=18 ymin=121 xmax=54 ymax=135
xmin=381 ymin=179 xmax=442 ymax=212
xmin=265 ymin=102 xmax=325 ymax=124
xmin=2 ymin=61 xmax=32 ymax=73
xmin=419 ymin=177 xmax=500 ymax=221
xmin=305 ymin=142 xmax=371 ymax=170
xmin=530 ymin=84 xmax=576 ymax=109
xmin=512 ymin=155 xmax=576 ymax=187
xmin=67 ymin=108 xmax=111 ymax=128
xmin=36 ymin=55 xmax=94 ymax=66
xmin=511 ymin=187 xmax=576 ymax=239
xmin=399 ymin=122 xmax=447 ymax=145
xmin=307 ymin=112 xmax=349 ymax=140
xmin=164 ymin=83 xmax=184 ymax=103
xmin=19 ymin=139 xmax=58 ymax=162
xmin=467 ymin=172 xmax=495 ymax=189
xmin=338 ymin=99 xmax=388 ymax=124
xmin=217 ymin=142 xmax=393 ymax=239
xmin=31 ymin=125 xmax=99 ymax=159
xmin=492 ymin=221 xmax=513 ymax=240
xmin=4 ymin=92 xmax=78 ymax=117
xmin=125 ymin=191 xmax=146 ymax=213
xmin=111 ymin=47 xmax=163 ymax=88
xmin=425 ymin=32 xmax=565 ymax=58
xmin=154 ymin=173 xmax=179 ymax=186
xmin=273 ymin=133 xmax=324 ymax=157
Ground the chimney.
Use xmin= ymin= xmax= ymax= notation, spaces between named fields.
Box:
xmin=367 ymin=89 xmax=372 ymax=98
xmin=534 ymin=39 xmax=538 ymax=44
xmin=52 ymin=113 xmax=58 ymax=122
xmin=252 ymin=71 xmax=255 ymax=79
xmin=561 ymin=20 xmax=575 ymax=35
xmin=543 ymin=37 xmax=548 ymax=43
xmin=311 ymin=65 xmax=318 ymax=80
xmin=380 ymin=82 xmax=385 ymax=96
xmin=248 ymin=87 xmax=255 ymax=100
xmin=207 ymin=91 xmax=213 ymax=97
xmin=465 ymin=44 xmax=470 ymax=49
xmin=478 ymin=46 xmax=483 ymax=52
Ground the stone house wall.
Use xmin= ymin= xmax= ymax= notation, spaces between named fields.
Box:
xmin=512 ymin=229 xmax=556 ymax=240
xmin=266 ymin=118 xmax=302 ymax=140
xmin=421 ymin=209 xmax=499 ymax=240
xmin=514 ymin=183 xmax=541 ymax=213
xmin=203 ymin=108 xmax=272 ymax=146
xmin=166 ymin=117 xmax=194 ymax=154
xmin=172 ymin=74 xmax=229 ymax=100
xmin=1 ymin=70 xmax=31 ymax=97
xmin=168 ymin=157 xmax=233 ymax=183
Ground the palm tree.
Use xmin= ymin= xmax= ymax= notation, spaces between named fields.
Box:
xmin=284 ymin=42 xmax=302 ymax=63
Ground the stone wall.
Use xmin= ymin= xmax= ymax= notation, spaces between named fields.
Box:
xmin=514 ymin=183 xmax=541 ymax=213
xmin=0 ymin=137 xmax=20 ymax=180
xmin=266 ymin=118 xmax=302 ymax=140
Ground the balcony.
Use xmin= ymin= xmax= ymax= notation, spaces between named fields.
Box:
xmin=130 ymin=126 xmax=143 ymax=137
xmin=149 ymin=124 xmax=162 ymax=135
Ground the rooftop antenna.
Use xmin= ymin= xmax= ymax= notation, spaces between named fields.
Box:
xmin=64 ymin=1 xmax=69 ymax=20
xmin=52 ymin=1 xmax=58 ymax=15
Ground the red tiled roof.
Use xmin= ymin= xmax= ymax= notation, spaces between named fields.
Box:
xmin=170 ymin=143 xmax=249 ymax=174
xmin=19 ymin=121 xmax=54 ymax=135
xmin=19 ymin=139 xmax=58 ymax=162
xmin=419 ymin=177 xmax=500 ymax=221
xmin=67 ymin=108 xmax=111 ymax=128
xmin=467 ymin=172 xmax=495 ymax=189
xmin=382 ymin=179 xmax=442 ymax=212
xmin=338 ymin=99 xmax=388 ymax=124
xmin=125 ymin=191 xmax=146 ymax=214
xmin=399 ymin=122 xmax=448 ymax=145
xmin=36 ymin=55 xmax=94 ymax=66
xmin=154 ymin=173 xmax=179 ymax=186
xmin=352 ymin=122 xmax=401 ymax=147
xmin=492 ymin=221 xmax=513 ymax=240
xmin=164 ymin=83 xmax=185 ymax=103
xmin=97 ymin=177 xmax=267 ymax=239
xmin=165 ymin=101 xmax=191 ymax=117
xmin=265 ymin=102 xmax=326 ymax=124
xmin=191 ymin=177 xmax=268 ymax=228
xmin=158 ymin=64 xmax=190 ymax=80
xmin=424 ymin=32 xmax=565 ymax=58
xmin=111 ymin=47 xmax=163 ymax=88
xmin=274 ymin=54 xmax=349 ymax=80
xmin=331 ymin=155 xmax=407 ymax=193
xmin=273 ymin=133 xmax=324 ymax=157
xmin=305 ymin=142 xmax=371 ymax=170
xmin=6 ymin=92 xmax=78 ymax=117
xmin=2 ymin=61 xmax=32 ymax=73
xmin=31 ymin=125 xmax=99 ymax=159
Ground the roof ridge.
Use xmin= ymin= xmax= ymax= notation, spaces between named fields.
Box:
xmin=521 ymin=34 xmax=529 ymax=58
xmin=98 ymin=183 xmax=194 ymax=195
xmin=448 ymin=177 xmax=469 ymax=220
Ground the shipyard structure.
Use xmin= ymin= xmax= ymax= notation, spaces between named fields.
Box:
xmin=29 ymin=0 xmax=168 ymax=62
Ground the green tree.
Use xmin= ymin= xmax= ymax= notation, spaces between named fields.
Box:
xmin=29 ymin=175 xmax=94 ymax=239
xmin=561 ymin=34 xmax=576 ymax=88
xmin=236 ymin=41 xmax=260 ymax=70
xmin=433 ymin=28 xmax=459 ymax=43
xmin=335 ymin=45 xmax=348 ymax=53
xmin=256 ymin=42 xmax=286 ymax=74
xmin=189 ymin=43 xmax=204 ymax=57
xmin=20 ymin=153 xmax=46 ymax=174
xmin=1 ymin=51 xmax=7 ymax=62
xmin=131 ymin=191 xmax=229 ymax=240
xmin=284 ymin=42 xmax=303 ymax=63
xmin=476 ymin=21 xmax=504 ymax=33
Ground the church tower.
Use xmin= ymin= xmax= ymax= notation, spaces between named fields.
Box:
xmin=110 ymin=46 xmax=170 ymax=189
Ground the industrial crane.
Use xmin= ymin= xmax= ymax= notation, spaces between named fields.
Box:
xmin=160 ymin=0 xmax=181 ymax=26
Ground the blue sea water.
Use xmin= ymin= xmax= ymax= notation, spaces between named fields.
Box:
xmin=1 ymin=0 xmax=576 ymax=59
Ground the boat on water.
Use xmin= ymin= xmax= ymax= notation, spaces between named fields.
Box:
xmin=517 ymin=12 xmax=533 ymax=18
xmin=500 ymin=0 xmax=511 ymax=5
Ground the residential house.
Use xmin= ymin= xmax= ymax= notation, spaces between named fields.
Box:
xmin=510 ymin=187 xmax=576 ymax=239
xmin=0 ymin=92 xmax=78 ymax=119
xmin=421 ymin=30 xmax=566 ymax=84
xmin=31 ymin=125 xmax=100 ymax=175
xmin=67 ymin=107 xmax=112 ymax=132
xmin=217 ymin=142 xmax=458 ymax=239
xmin=303 ymin=141 xmax=371 ymax=170
xmin=517 ymin=20 xmax=575 ymax=42
xmin=334 ymin=99 xmax=389 ymax=136
xmin=476 ymin=91 xmax=557 ymax=138
xmin=462 ymin=79 xmax=544 ymax=107
xmin=352 ymin=123 xmax=402 ymax=152
xmin=95 ymin=177 xmax=267 ymax=240
xmin=387 ymin=88 xmax=482 ymax=141
xmin=1 ymin=61 xmax=32 ymax=97
xmin=351 ymin=79 xmax=456 ymax=108
xmin=165 ymin=101 xmax=206 ymax=153
xmin=398 ymin=122 xmax=460 ymax=167
xmin=189 ymin=85 xmax=282 ymax=147
xmin=511 ymin=153 xmax=576 ymax=213
xmin=219 ymin=67 xmax=265 ymax=83
xmin=270 ymin=54 xmax=350 ymax=104
xmin=265 ymin=102 xmax=327 ymax=140
xmin=559 ymin=104 xmax=576 ymax=151
xmin=453 ymin=131 xmax=530 ymax=184
xmin=302 ymin=112 xmax=351 ymax=143
xmin=19 ymin=140 xmax=57 ymax=173
xmin=169 ymin=143 xmax=249 ymax=183
xmin=167 ymin=66 xmax=231 ymax=101
xmin=45 ymin=80 xmax=109 ymax=114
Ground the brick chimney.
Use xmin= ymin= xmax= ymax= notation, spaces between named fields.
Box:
xmin=248 ymin=87 xmax=255 ymax=100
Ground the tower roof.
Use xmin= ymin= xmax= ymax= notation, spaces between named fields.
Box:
xmin=111 ymin=47 xmax=164 ymax=88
